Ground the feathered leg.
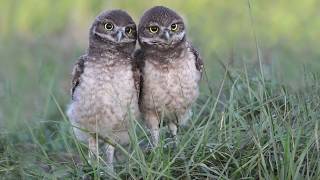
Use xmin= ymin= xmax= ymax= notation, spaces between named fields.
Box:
xmin=88 ymin=136 xmax=99 ymax=164
xmin=144 ymin=111 xmax=160 ymax=147
xmin=105 ymin=144 xmax=115 ymax=172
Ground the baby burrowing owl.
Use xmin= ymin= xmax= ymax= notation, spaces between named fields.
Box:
xmin=67 ymin=10 xmax=139 ymax=169
xmin=136 ymin=6 xmax=203 ymax=146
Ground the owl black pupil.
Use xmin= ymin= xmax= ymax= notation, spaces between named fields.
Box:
xmin=106 ymin=23 xmax=113 ymax=30
xmin=125 ymin=27 xmax=131 ymax=34
xmin=151 ymin=27 xmax=158 ymax=32
xmin=171 ymin=24 xmax=177 ymax=29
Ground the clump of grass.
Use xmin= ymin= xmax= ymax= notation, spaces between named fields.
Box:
xmin=1 ymin=55 xmax=319 ymax=179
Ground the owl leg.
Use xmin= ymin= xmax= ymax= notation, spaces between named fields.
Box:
xmin=179 ymin=108 xmax=193 ymax=126
xmin=168 ymin=122 xmax=178 ymax=138
xmin=170 ymin=109 xmax=192 ymax=137
xmin=105 ymin=144 xmax=115 ymax=172
xmin=88 ymin=136 xmax=99 ymax=164
xmin=144 ymin=111 xmax=160 ymax=147
xmin=168 ymin=109 xmax=192 ymax=147
xmin=167 ymin=122 xmax=179 ymax=149
xmin=151 ymin=129 xmax=160 ymax=147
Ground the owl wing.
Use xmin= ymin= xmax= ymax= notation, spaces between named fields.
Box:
xmin=71 ymin=55 xmax=86 ymax=99
xmin=188 ymin=42 xmax=204 ymax=79
xmin=133 ymin=49 xmax=145 ymax=102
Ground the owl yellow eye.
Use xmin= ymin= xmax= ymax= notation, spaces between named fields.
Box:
xmin=171 ymin=23 xmax=178 ymax=31
xmin=104 ymin=23 xmax=113 ymax=31
xmin=149 ymin=26 xmax=159 ymax=33
xmin=125 ymin=27 xmax=132 ymax=35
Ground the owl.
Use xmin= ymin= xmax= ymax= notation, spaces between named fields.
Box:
xmin=67 ymin=10 xmax=139 ymax=170
xmin=135 ymin=6 xmax=203 ymax=146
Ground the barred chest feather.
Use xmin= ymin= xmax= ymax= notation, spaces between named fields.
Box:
xmin=68 ymin=59 xmax=139 ymax=143
xmin=142 ymin=49 xmax=201 ymax=114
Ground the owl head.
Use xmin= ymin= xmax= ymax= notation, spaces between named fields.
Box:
xmin=138 ymin=6 xmax=186 ymax=51
xmin=89 ymin=10 xmax=137 ymax=47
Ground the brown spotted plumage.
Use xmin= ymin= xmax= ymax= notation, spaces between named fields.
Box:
xmin=71 ymin=56 xmax=86 ymax=99
xmin=66 ymin=10 xmax=139 ymax=169
xmin=136 ymin=6 xmax=203 ymax=146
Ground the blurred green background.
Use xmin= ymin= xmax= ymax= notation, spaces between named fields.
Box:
xmin=0 ymin=0 xmax=319 ymax=133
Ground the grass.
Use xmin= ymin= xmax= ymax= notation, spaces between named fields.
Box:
xmin=0 ymin=1 xmax=319 ymax=176
xmin=0 ymin=37 xmax=319 ymax=179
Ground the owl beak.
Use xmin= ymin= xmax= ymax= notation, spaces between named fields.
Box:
xmin=116 ymin=31 xmax=124 ymax=42
xmin=163 ymin=31 xmax=170 ymax=41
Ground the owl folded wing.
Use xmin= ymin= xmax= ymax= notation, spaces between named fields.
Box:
xmin=71 ymin=55 xmax=86 ymax=99
xmin=188 ymin=42 xmax=204 ymax=79
xmin=132 ymin=49 xmax=145 ymax=102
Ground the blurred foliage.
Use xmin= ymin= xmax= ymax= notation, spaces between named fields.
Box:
xmin=0 ymin=2 xmax=319 ymax=178
xmin=1 ymin=0 xmax=319 ymax=42
xmin=0 ymin=0 xmax=319 ymax=128
xmin=1 ymin=0 xmax=320 ymax=77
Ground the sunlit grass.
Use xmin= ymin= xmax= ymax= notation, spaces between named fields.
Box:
xmin=0 ymin=0 xmax=320 ymax=178
xmin=0 ymin=41 xmax=319 ymax=178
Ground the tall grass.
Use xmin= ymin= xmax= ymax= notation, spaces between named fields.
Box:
xmin=0 ymin=43 xmax=319 ymax=178
xmin=1 ymin=1 xmax=320 ymax=179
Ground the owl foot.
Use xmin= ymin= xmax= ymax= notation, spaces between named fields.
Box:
xmin=104 ymin=145 xmax=115 ymax=173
